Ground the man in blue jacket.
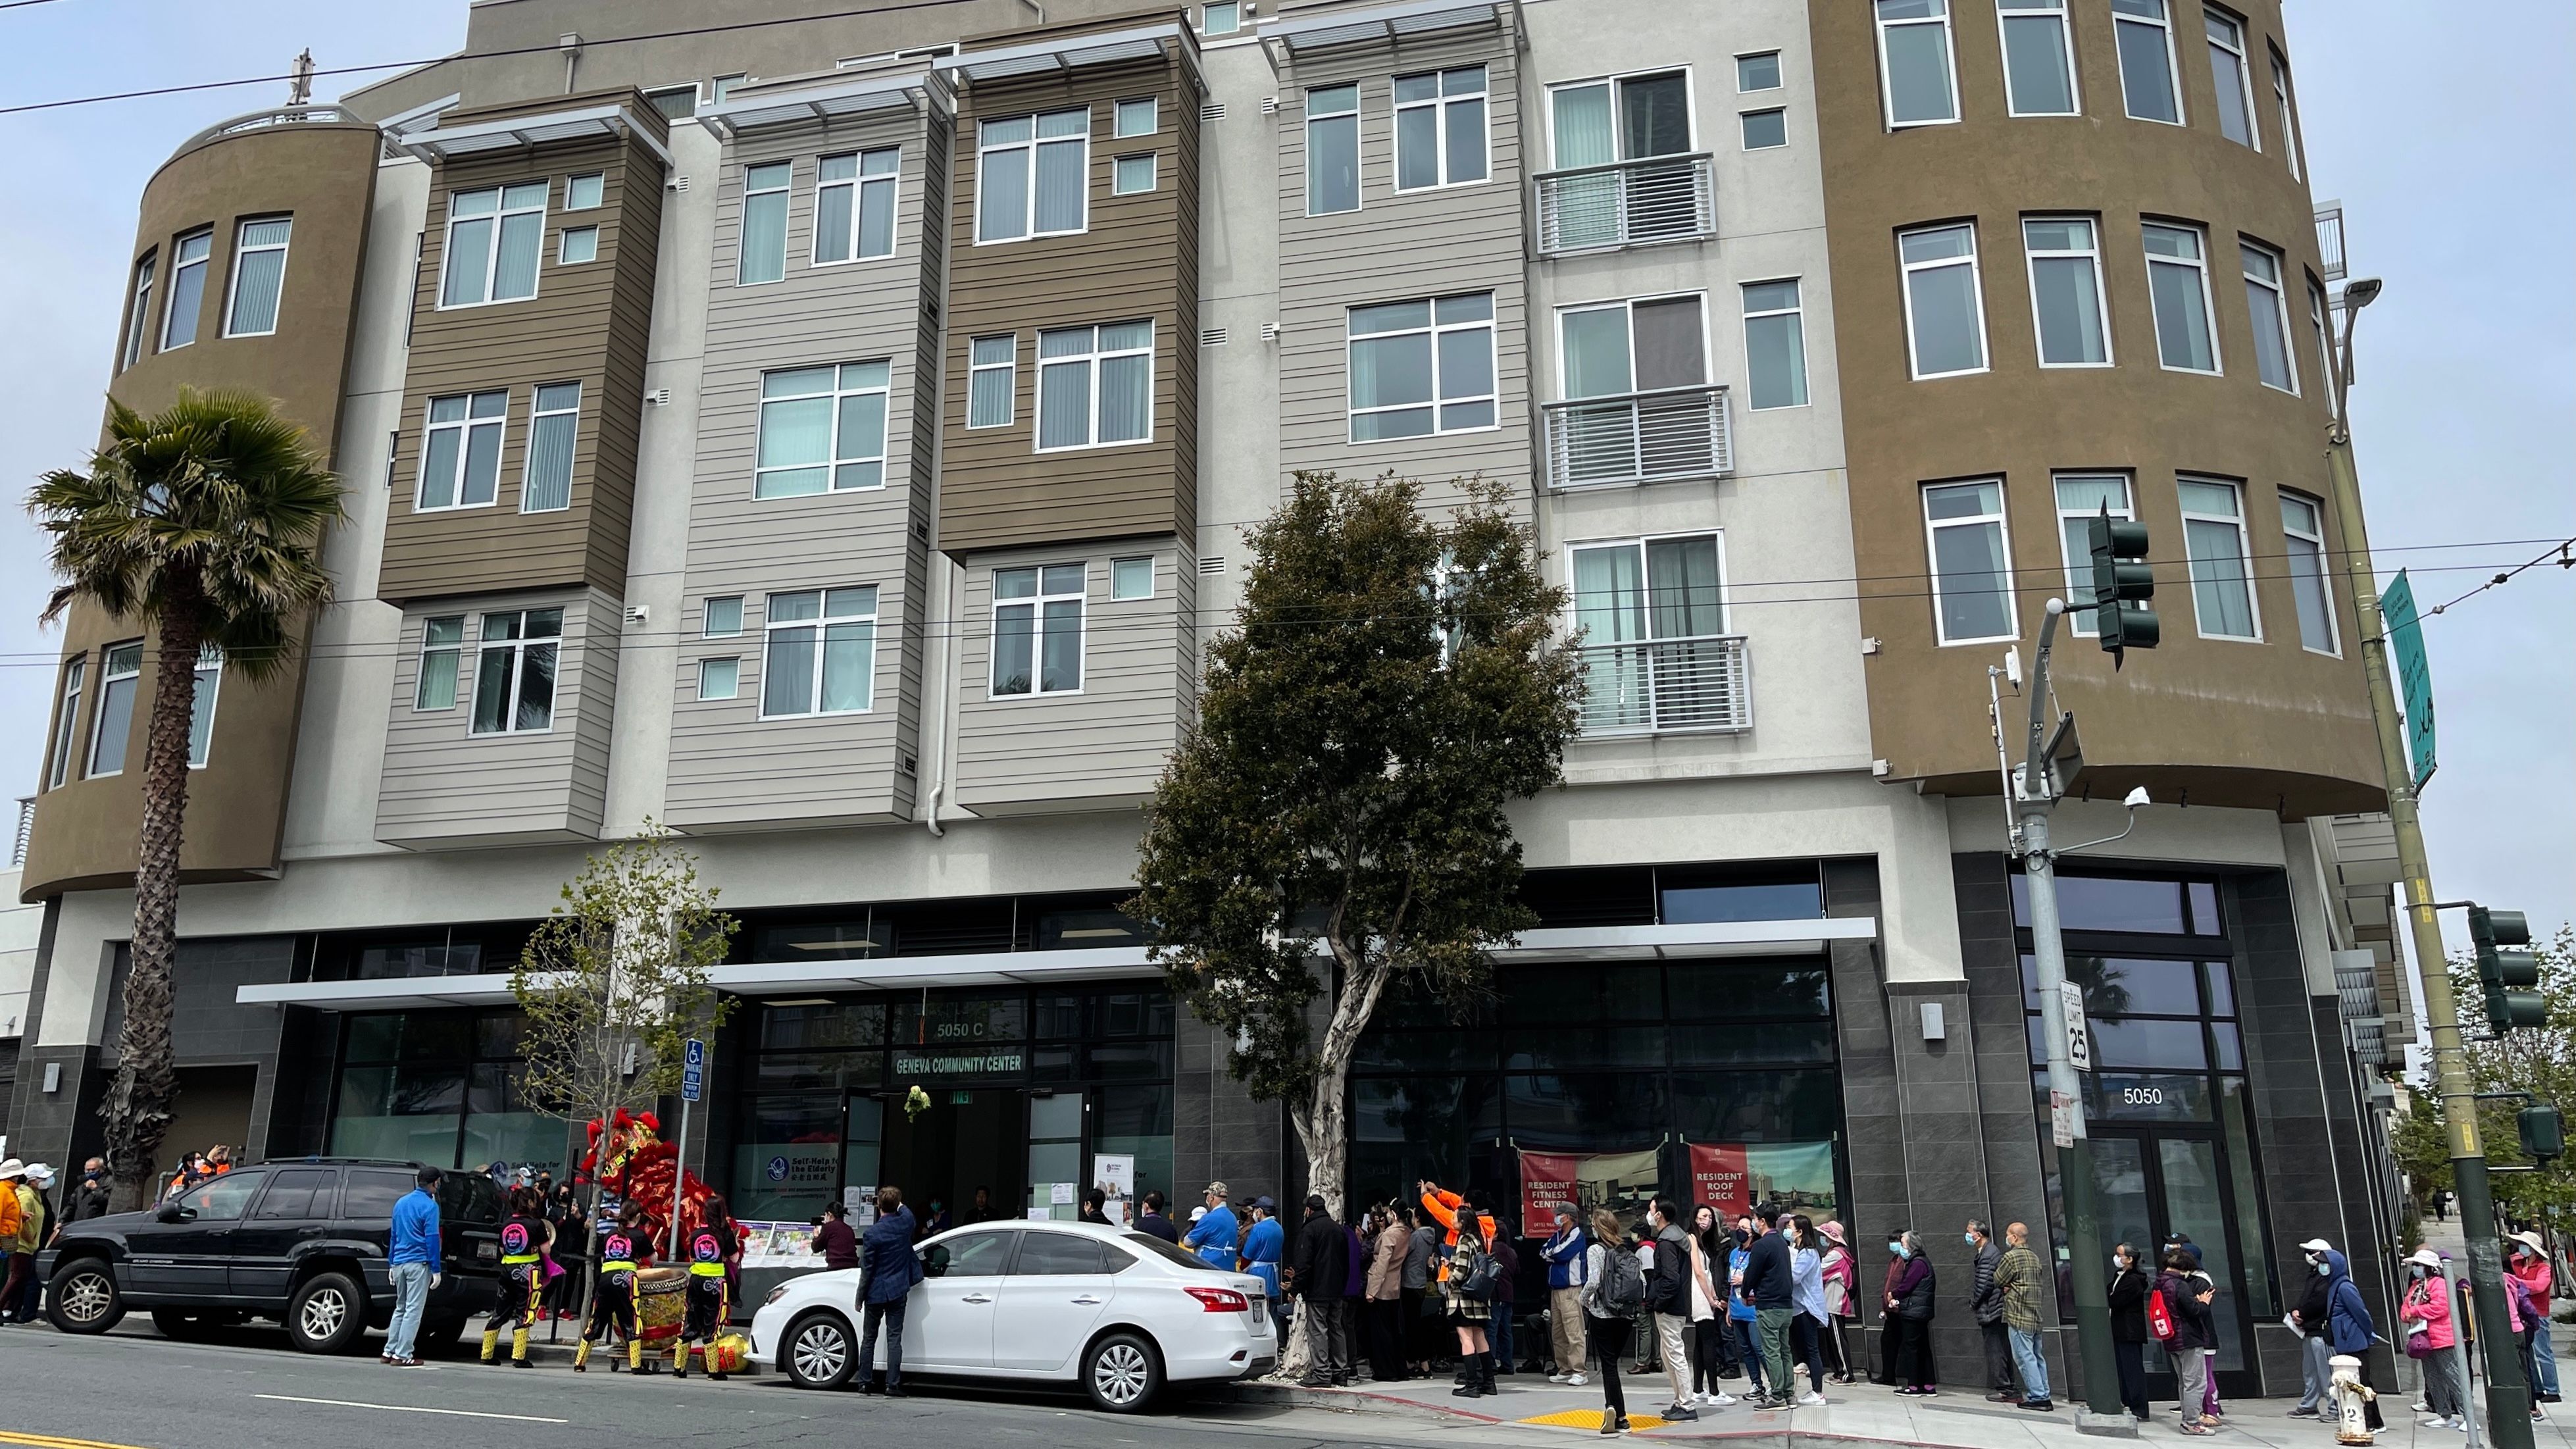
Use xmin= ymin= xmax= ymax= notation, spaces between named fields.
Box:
xmin=1543 ymin=1210 xmax=1590 ymax=1384
xmin=1183 ymin=1181 xmax=1240 ymax=1273
xmin=384 ymin=1166 xmax=442 ymax=1366
xmin=857 ymin=1186 xmax=923 ymax=1396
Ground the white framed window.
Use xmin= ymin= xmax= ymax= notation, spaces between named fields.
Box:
xmin=1548 ymin=70 xmax=1693 ymax=166
xmin=1997 ymin=0 xmax=2079 ymax=116
xmin=2143 ymin=222 xmax=2219 ymax=374
xmin=815 ymin=148 xmax=899 ymax=264
xmin=2178 ymin=478 xmax=2258 ymax=639
xmin=558 ymin=225 xmax=599 ymax=265
xmin=705 ymin=596 xmax=745 ymax=636
xmin=992 ymin=564 xmax=1085 ymax=698
xmin=2308 ymin=280 xmax=2337 ymax=419
xmin=698 ymin=657 xmax=741 ymax=701
xmin=1347 ymin=292 xmax=1496 ymax=441
xmin=2240 ymin=241 xmax=2297 ymax=393
xmin=417 ymin=390 xmax=508 ymax=511
xmin=738 ymin=161 xmax=792 ymax=284
xmin=2204 ymin=7 xmax=2259 ymax=149
xmin=44 ymin=656 xmax=84 ymax=790
xmin=2023 ymin=216 xmax=2111 ymax=367
xmin=88 ymin=640 xmax=145 ymax=777
xmin=1115 ymin=97 xmax=1158 ymax=138
xmin=706 ymin=75 xmax=744 ymax=109
xmin=565 ymin=172 xmax=605 ymax=210
xmin=415 ymin=615 xmax=465 ymax=711
xmin=1740 ymin=279 xmax=1808 ymax=409
xmin=978 ymin=108 xmax=1090 ymax=243
xmin=440 ymin=182 xmax=546 ymax=307
xmin=2111 ymin=0 xmax=2183 ymax=124
xmin=1736 ymin=52 xmax=1782 ymax=91
xmin=1569 ymin=533 xmax=1731 ymax=733
xmin=968 ymin=335 xmax=1016 ymax=428
xmin=186 ymin=644 xmax=223 ymax=767
xmin=757 ymin=362 xmax=891 ymax=497
xmin=1898 ymin=222 xmax=1988 ymax=379
xmin=1305 ymin=84 xmax=1360 ymax=215
xmin=1200 ymin=1 xmax=1242 ymax=37
xmin=520 ymin=382 xmax=581 ymax=513
xmin=1394 ymin=65 xmax=1489 ymax=191
xmin=2281 ymin=491 xmax=2340 ymax=655
xmin=223 ymin=217 xmax=291 ymax=338
xmin=1875 ymin=0 xmax=1959 ymax=128
xmin=1740 ymin=109 xmax=1788 ymax=149
xmin=470 ymin=608 xmax=563 ymax=735
xmin=1923 ymin=480 xmax=2016 ymax=644
xmin=2052 ymin=473 xmax=2133 ymax=636
xmin=1558 ymin=293 xmax=1707 ymax=401
xmin=1036 ymin=322 xmax=1153 ymax=451
xmin=162 ymin=230 xmax=212 ymax=350
xmin=2271 ymin=50 xmax=2302 ymax=180
xmin=1111 ymin=556 xmax=1155 ymax=600
xmin=1113 ymin=153 xmax=1157 ymax=195
xmin=761 ymin=587 xmax=877 ymax=717
xmin=120 ymin=252 xmax=155 ymax=370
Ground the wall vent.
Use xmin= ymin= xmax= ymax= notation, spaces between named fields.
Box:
xmin=1200 ymin=101 xmax=1227 ymax=122
xmin=1257 ymin=321 xmax=1281 ymax=342
xmin=645 ymin=388 xmax=672 ymax=406
xmin=1259 ymin=96 xmax=1279 ymax=115
xmin=1200 ymin=326 xmax=1229 ymax=347
xmin=1197 ymin=555 xmax=1226 ymax=576
xmin=667 ymin=175 xmax=690 ymax=192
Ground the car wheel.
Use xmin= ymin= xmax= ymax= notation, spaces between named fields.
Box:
xmin=784 ymin=1311 xmax=858 ymax=1390
xmin=151 ymin=1306 xmax=223 ymax=1340
xmin=46 ymin=1259 xmax=124 ymax=1335
xmin=1083 ymin=1331 xmax=1163 ymax=1414
xmin=288 ymin=1271 xmax=368 ymax=1354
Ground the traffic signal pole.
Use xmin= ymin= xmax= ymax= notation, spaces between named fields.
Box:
xmin=2324 ymin=418 xmax=2531 ymax=1446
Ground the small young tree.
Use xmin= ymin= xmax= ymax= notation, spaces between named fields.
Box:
xmin=511 ymin=823 xmax=739 ymax=1291
xmin=1134 ymin=472 xmax=1580 ymax=1227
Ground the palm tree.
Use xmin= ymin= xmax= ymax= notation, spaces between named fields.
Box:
xmin=28 ymin=389 xmax=345 ymax=1209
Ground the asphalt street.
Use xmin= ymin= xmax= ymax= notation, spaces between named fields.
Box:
xmin=0 ymin=1320 xmax=1544 ymax=1449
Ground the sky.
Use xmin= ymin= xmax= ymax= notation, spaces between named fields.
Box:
xmin=0 ymin=0 xmax=2568 ymax=957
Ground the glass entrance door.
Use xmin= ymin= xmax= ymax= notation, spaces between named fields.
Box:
xmin=2092 ymin=1129 xmax=2263 ymax=1397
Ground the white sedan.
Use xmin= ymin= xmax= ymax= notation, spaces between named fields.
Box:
xmin=748 ymin=1220 xmax=1276 ymax=1412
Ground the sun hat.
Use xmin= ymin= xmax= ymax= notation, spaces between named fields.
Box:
xmin=2408 ymin=1248 xmax=2446 ymax=1269
xmin=1819 ymin=1221 xmax=1847 ymax=1246
xmin=0 ymin=1159 xmax=23 ymax=1181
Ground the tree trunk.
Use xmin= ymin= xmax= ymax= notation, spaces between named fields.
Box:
xmin=1276 ymin=952 xmax=1392 ymax=1380
xmin=103 ymin=598 xmax=204 ymax=1213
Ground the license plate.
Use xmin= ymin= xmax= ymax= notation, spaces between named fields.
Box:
xmin=476 ymin=1242 xmax=497 ymax=1260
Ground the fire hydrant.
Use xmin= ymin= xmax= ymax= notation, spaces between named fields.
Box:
xmin=2327 ymin=1354 xmax=2377 ymax=1445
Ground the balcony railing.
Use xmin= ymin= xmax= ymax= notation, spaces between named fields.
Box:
xmin=1534 ymin=153 xmax=1717 ymax=255
xmin=1543 ymin=384 xmax=1731 ymax=490
xmin=1578 ymin=634 xmax=1751 ymax=736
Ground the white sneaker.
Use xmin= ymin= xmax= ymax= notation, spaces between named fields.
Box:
xmin=2423 ymin=1415 xmax=2452 ymax=1427
xmin=2450 ymin=1417 xmax=2469 ymax=1433
xmin=1800 ymin=1392 xmax=1829 ymax=1406
xmin=1707 ymin=1390 xmax=1736 ymax=1406
xmin=1550 ymin=1373 xmax=1573 ymax=1384
xmin=1567 ymin=1373 xmax=1588 ymax=1386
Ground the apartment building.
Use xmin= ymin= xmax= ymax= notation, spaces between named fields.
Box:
xmin=10 ymin=0 xmax=2407 ymax=1396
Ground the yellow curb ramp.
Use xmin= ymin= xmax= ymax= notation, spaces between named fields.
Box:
xmin=1517 ymin=1409 xmax=1671 ymax=1431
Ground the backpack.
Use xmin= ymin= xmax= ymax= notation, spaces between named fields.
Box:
xmin=2147 ymin=1286 xmax=2177 ymax=1342
xmin=1600 ymin=1246 xmax=1647 ymax=1315
xmin=1454 ymin=1242 xmax=1496 ymax=1301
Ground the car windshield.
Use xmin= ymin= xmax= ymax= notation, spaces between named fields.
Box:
xmin=1124 ymin=1231 xmax=1221 ymax=1273
xmin=175 ymin=1171 xmax=267 ymax=1221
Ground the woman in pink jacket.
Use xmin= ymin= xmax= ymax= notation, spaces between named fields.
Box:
xmin=2402 ymin=1248 xmax=2463 ymax=1429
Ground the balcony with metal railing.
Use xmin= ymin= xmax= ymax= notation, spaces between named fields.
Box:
xmin=1534 ymin=153 xmax=1717 ymax=255
xmin=1542 ymin=384 xmax=1732 ymax=491
xmin=1577 ymin=634 xmax=1752 ymax=736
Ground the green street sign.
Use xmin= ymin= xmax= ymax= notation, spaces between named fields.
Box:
xmin=2380 ymin=570 xmax=2437 ymax=792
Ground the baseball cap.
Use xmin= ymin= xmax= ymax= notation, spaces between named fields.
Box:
xmin=2298 ymin=1238 xmax=2333 ymax=1253
xmin=1205 ymin=1181 xmax=1228 ymax=1200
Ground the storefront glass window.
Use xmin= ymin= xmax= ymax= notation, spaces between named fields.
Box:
xmin=331 ymin=1008 xmax=563 ymax=1175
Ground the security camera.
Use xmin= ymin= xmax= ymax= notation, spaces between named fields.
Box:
xmin=2123 ymin=786 xmax=2151 ymax=810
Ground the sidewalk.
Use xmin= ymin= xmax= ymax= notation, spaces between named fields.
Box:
xmin=1232 ymin=1367 xmax=2576 ymax=1447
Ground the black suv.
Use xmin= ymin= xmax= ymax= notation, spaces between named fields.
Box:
xmin=39 ymin=1158 xmax=506 ymax=1353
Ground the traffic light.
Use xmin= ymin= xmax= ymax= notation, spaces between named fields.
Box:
xmin=2469 ymin=905 xmax=2546 ymax=1032
xmin=2519 ymin=1104 xmax=2565 ymax=1165
xmin=2087 ymin=506 xmax=2159 ymax=669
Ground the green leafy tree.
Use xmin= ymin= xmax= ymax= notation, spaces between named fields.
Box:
xmin=28 ymin=389 xmax=345 ymax=1209
xmin=512 ymin=822 xmax=740 ymax=1273
xmin=1133 ymin=472 xmax=1581 ymax=1227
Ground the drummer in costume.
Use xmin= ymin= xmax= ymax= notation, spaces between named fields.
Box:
xmin=670 ymin=1202 xmax=737 ymax=1379
xmin=480 ymin=1186 xmax=550 ymax=1367
xmin=574 ymin=1208 xmax=649 ymax=1373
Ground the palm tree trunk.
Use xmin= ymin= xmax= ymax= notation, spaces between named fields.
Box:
xmin=103 ymin=597 xmax=204 ymax=1213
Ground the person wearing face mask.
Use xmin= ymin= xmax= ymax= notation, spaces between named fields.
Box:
xmin=2106 ymin=1243 xmax=2152 ymax=1423
xmin=2401 ymin=1248 xmax=2464 ymax=1430
xmin=1963 ymin=1219 xmax=2012 ymax=1402
xmin=1883 ymin=1230 xmax=1937 ymax=1395
xmin=2320 ymin=1244 xmax=2381 ymax=1433
xmin=2287 ymin=1237 xmax=2337 ymax=1418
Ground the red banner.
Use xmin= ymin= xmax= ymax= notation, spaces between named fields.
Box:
xmin=1690 ymin=1142 xmax=1752 ymax=1220
xmin=1521 ymin=1151 xmax=1583 ymax=1231
xmin=1519 ymin=1146 xmax=1660 ymax=1233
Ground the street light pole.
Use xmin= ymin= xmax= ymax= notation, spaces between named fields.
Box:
xmin=2322 ymin=278 xmax=2531 ymax=1448
xmin=2016 ymin=602 xmax=2125 ymax=1433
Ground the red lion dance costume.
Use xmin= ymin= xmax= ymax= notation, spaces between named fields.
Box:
xmin=578 ymin=1110 xmax=742 ymax=1351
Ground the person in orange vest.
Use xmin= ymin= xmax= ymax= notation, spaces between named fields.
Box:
xmin=1419 ymin=1180 xmax=1500 ymax=1398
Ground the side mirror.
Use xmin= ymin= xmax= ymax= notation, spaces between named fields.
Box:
xmin=157 ymin=1204 xmax=196 ymax=1224
xmin=921 ymin=1245 xmax=951 ymax=1279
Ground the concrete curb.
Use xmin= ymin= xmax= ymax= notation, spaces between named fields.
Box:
xmin=1215 ymin=1379 xmax=2010 ymax=1444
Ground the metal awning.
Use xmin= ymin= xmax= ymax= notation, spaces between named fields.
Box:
xmin=938 ymin=19 xmax=1200 ymax=89
xmin=1495 ymin=917 xmax=1878 ymax=962
xmin=392 ymin=102 xmax=674 ymax=170
xmin=699 ymin=71 xmax=940 ymax=140
xmin=1272 ymin=0 xmax=1502 ymax=55
xmin=238 ymin=975 xmax=523 ymax=1011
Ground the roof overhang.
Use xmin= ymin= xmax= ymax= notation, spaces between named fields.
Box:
xmin=939 ymin=19 xmax=1203 ymax=93
xmin=1493 ymin=917 xmax=1879 ymax=962
xmin=1268 ymin=0 xmax=1505 ymax=59
xmin=393 ymin=102 xmax=674 ymax=170
xmin=699 ymin=70 xmax=944 ymax=141
xmin=238 ymin=974 xmax=524 ymax=1011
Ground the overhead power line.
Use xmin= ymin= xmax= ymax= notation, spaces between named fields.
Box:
xmin=2425 ymin=538 xmax=2576 ymax=619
